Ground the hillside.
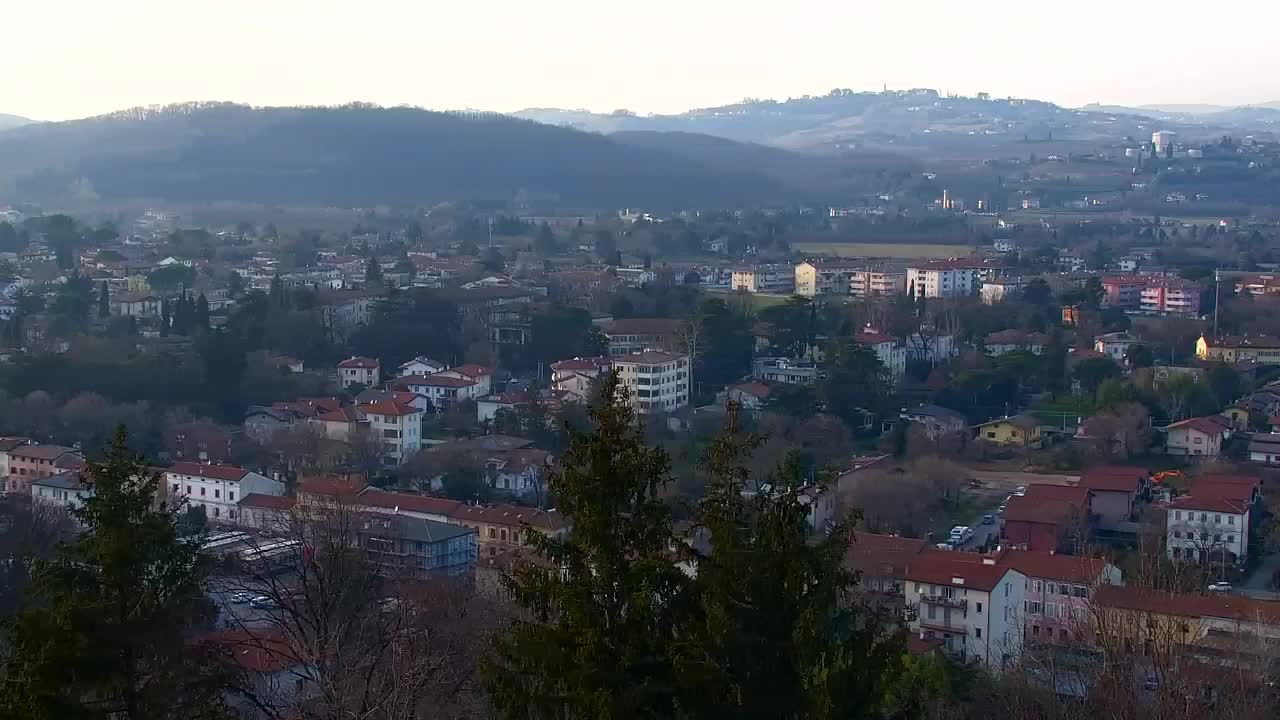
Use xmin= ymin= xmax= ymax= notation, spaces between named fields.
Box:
xmin=0 ymin=103 xmax=805 ymax=208
xmin=0 ymin=113 xmax=32 ymax=131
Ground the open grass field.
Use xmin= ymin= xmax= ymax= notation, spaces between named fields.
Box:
xmin=791 ymin=242 xmax=972 ymax=259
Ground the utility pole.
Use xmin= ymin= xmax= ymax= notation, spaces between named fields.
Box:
xmin=1213 ymin=269 xmax=1220 ymax=340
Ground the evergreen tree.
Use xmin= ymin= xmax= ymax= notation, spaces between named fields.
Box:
xmin=97 ymin=280 xmax=110 ymax=319
xmin=365 ymin=255 xmax=383 ymax=285
xmin=171 ymin=294 xmax=190 ymax=336
xmin=159 ymin=297 xmax=170 ymax=337
xmin=672 ymin=407 xmax=906 ymax=718
xmin=268 ymin=273 xmax=285 ymax=307
xmin=480 ymin=373 xmax=690 ymax=719
xmin=0 ymin=429 xmax=230 ymax=719
xmin=195 ymin=293 xmax=210 ymax=332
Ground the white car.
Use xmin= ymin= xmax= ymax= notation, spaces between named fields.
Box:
xmin=1013 ymin=486 xmax=1026 ymax=497
xmin=1208 ymin=582 xmax=1232 ymax=593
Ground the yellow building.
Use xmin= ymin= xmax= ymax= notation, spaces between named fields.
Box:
xmin=974 ymin=415 xmax=1043 ymax=448
xmin=1196 ymin=335 xmax=1280 ymax=364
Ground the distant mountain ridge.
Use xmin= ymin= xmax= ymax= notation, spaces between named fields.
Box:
xmin=0 ymin=102 xmax=866 ymax=208
xmin=0 ymin=113 xmax=33 ymax=131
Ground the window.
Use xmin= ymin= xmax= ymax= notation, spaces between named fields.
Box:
xmin=200 ymin=487 xmax=206 ymax=497
xmin=1173 ymin=530 xmax=1182 ymax=538
xmin=500 ymin=529 xmax=508 ymax=541
xmin=1228 ymin=515 xmax=1235 ymax=525
xmin=214 ymin=490 xmax=220 ymax=499
xmin=1200 ymin=513 xmax=1208 ymax=522
xmin=1215 ymin=514 xmax=1222 ymax=523
xmin=186 ymin=485 xmax=192 ymax=494
xmin=1227 ymin=535 xmax=1234 ymax=543
xmin=976 ymin=602 xmax=983 ymax=613
xmin=975 ymin=628 xmax=982 ymax=639
xmin=229 ymin=492 xmax=235 ymax=502
xmin=489 ymin=528 xmax=496 ymax=539
xmin=172 ymin=483 xmax=179 ymax=493
xmin=213 ymin=507 xmax=220 ymax=518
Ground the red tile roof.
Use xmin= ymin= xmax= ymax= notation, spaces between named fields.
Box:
xmin=10 ymin=444 xmax=79 ymax=461
xmin=205 ymin=628 xmax=299 ymax=674
xmin=297 ymin=475 xmax=368 ymax=498
xmin=166 ymin=462 xmax=251 ymax=482
xmin=1079 ymin=466 xmax=1147 ymax=493
xmin=1167 ymin=417 xmax=1228 ymax=437
xmin=315 ymin=406 xmax=366 ymax=423
xmin=1004 ymin=494 xmax=1086 ymax=526
xmin=1095 ymin=586 xmax=1280 ymax=625
xmin=448 ymin=503 xmax=567 ymax=532
xmin=337 ymin=356 xmax=379 ymax=369
xmin=855 ymin=330 xmax=893 ymax=345
xmin=358 ymin=400 xmax=422 ymax=417
xmin=902 ymin=550 xmax=1011 ymax=592
xmin=449 ymin=363 xmax=493 ymax=379
xmin=1167 ymin=495 xmax=1249 ymax=515
xmin=1025 ymin=484 xmax=1091 ymax=505
xmin=550 ymin=356 xmax=612 ymax=372
xmin=1002 ymin=551 xmax=1108 ymax=585
xmin=358 ymin=488 xmax=462 ymax=517
xmin=729 ymin=382 xmax=773 ymax=400
xmin=846 ymin=532 xmax=928 ymax=579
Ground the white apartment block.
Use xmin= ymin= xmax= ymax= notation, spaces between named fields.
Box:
xmin=850 ymin=269 xmax=906 ymax=298
xmin=730 ymin=265 xmax=793 ymax=294
xmin=982 ymin=279 xmax=1026 ymax=305
xmin=612 ymin=350 xmax=690 ymax=414
xmin=166 ymin=462 xmax=285 ymax=523
xmin=1166 ymin=497 xmax=1250 ymax=565
xmin=794 ymin=262 xmax=856 ymax=297
xmin=359 ymin=400 xmax=424 ymax=466
xmin=906 ymin=261 xmax=979 ymax=298
xmin=903 ymin=553 xmax=1026 ymax=671
xmin=337 ymin=356 xmax=380 ymax=389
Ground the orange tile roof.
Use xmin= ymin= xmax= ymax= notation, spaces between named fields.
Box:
xmin=846 ymin=532 xmax=928 ymax=579
xmin=166 ymin=462 xmax=251 ymax=482
xmin=1002 ymin=550 xmax=1108 ymax=585
xmin=902 ymin=549 xmax=1011 ymax=592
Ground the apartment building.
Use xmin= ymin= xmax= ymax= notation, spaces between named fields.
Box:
xmin=1165 ymin=475 xmax=1259 ymax=565
xmin=337 ymin=356 xmax=380 ymax=389
xmin=1196 ymin=335 xmax=1280 ymax=364
xmin=906 ymin=260 xmax=980 ymax=298
xmin=358 ymin=399 xmax=424 ymax=466
xmin=6 ymin=444 xmax=83 ymax=496
xmin=850 ymin=268 xmax=906 ymax=298
xmin=1140 ymin=278 xmax=1201 ymax=317
xmin=356 ymin=513 xmax=478 ymax=579
xmin=794 ymin=261 xmax=857 ymax=297
xmin=730 ymin=265 xmax=793 ymax=293
xmin=166 ymin=462 xmax=285 ymax=523
xmin=902 ymin=550 xmax=1026 ymax=671
xmin=752 ymin=356 xmax=819 ymax=385
xmin=599 ymin=318 xmax=681 ymax=356
xmin=30 ymin=470 xmax=93 ymax=512
xmin=612 ymin=350 xmax=690 ymax=414
xmin=1004 ymin=551 xmax=1122 ymax=646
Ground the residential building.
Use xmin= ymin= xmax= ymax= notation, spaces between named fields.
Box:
xmin=312 ymin=406 xmax=368 ymax=442
xmin=242 ymin=406 xmax=301 ymax=442
xmin=7 ymin=444 xmax=82 ymax=496
xmin=854 ymin=328 xmax=906 ymax=379
xmin=845 ymin=532 xmax=927 ymax=595
xmin=433 ymin=364 xmax=494 ymax=397
xmin=30 ymin=469 xmax=93 ymax=511
xmin=318 ymin=289 xmax=379 ymax=340
xmin=1166 ymin=495 xmax=1250 ymax=565
xmin=906 ymin=260 xmax=980 ymax=298
xmin=337 ymin=356 xmax=380 ymax=389
xmin=845 ymin=268 xmax=903 ymax=298
xmin=477 ymin=392 xmax=527 ymax=423
xmin=1165 ymin=416 xmax=1228 ymax=456
xmin=1101 ymin=276 xmax=1146 ymax=311
xmin=447 ymin=502 xmax=568 ymax=558
xmin=549 ymin=356 xmax=612 ymax=400
xmin=0 ymin=437 xmax=31 ymax=489
xmin=974 ymin=415 xmax=1042 ymax=448
xmin=1001 ymin=484 xmax=1090 ymax=553
xmin=902 ymin=550 xmax=1026 ymax=670
xmin=397 ymin=356 xmax=448 ymax=377
xmin=1077 ymin=466 xmax=1148 ymax=531
xmin=390 ymin=374 xmax=480 ymax=408
xmin=165 ymin=462 xmax=285 ymax=524
xmin=599 ymin=318 xmax=681 ymax=356
xmin=794 ymin=261 xmax=857 ymax=297
xmin=751 ymin=356 xmax=818 ymax=385
xmin=730 ymin=265 xmax=793 ymax=293
xmin=900 ymin=404 xmax=968 ymax=439
xmin=1093 ymin=331 xmax=1139 ymax=362
xmin=1247 ymin=433 xmax=1280 ymax=465
xmin=1196 ymin=335 xmax=1280 ymax=364
xmin=112 ymin=292 xmax=162 ymax=318
xmin=356 ymin=513 xmax=478 ymax=579
xmin=981 ymin=278 xmax=1026 ymax=305
xmin=358 ymin=400 xmax=424 ymax=466
xmin=1005 ymin=551 xmax=1122 ymax=646
xmin=984 ymin=329 xmax=1048 ymax=356
xmin=612 ymin=350 xmax=690 ymax=414
xmin=1140 ymin=278 xmax=1201 ymax=316
xmin=724 ymin=382 xmax=773 ymax=411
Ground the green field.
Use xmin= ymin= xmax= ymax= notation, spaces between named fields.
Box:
xmin=791 ymin=242 xmax=972 ymax=259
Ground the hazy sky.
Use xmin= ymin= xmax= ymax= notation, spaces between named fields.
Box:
xmin=9 ymin=0 xmax=1278 ymax=121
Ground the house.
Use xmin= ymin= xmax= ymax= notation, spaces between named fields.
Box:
xmin=447 ymin=503 xmax=568 ymax=558
xmin=481 ymin=447 xmax=553 ymax=499
xmin=112 ymin=292 xmax=162 ymax=318
xmin=312 ymin=406 xmax=368 ymax=442
xmin=357 ymin=400 xmax=423 ymax=466
xmin=845 ymin=532 xmax=928 ymax=595
xmin=724 ymin=382 xmax=773 ymax=411
xmin=1247 ymin=433 xmax=1280 ymax=465
xmin=1165 ymin=416 xmax=1228 ymax=456
xmin=235 ymin=494 xmax=296 ymax=533
xmin=165 ymin=462 xmax=285 ymax=524
xmin=433 ymin=364 xmax=494 ymax=397
xmin=477 ymin=392 xmax=527 ymax=423
xmin=243 ymin=406 xmax=302 ymax=442
xmin=1196 ymin=335 xmax=1280 ymax=365
xmin=1001 ymin=485 xmax=1091 ymax=553
xmin=1003 ymin=551 xmax=1122 ymax=646
xmin=981 ymin=278 xmax=1026 ymax=305
xmin=599 ymin=318 xmax=682 ymax=356
xmin=337 ymin=356 xmax=380 ymax=389
xmin=206 ymin=627 xmax=317 ymax=719
xmin=1166 ymin=494 xmax=1251 ymax=565
xmin=0 ymin=437 xmax=31 ymax=492
xmin=1077 ymin=465 xmax=1149 ymax=531
xmin=550 ymin=356 xmax=612 ymax=400
xmin=30 ymin=470 xmax=93 ymax=511
xmin=612 ymin=350 xmax=690 ymax=414
xmin=6 ymin=444 xmax=83 ymax=496
xmin=1093 ymin=332 xmax=1138 ymax=363
xmin=356 ymin=513 xmax=478 ymax=579
xmin=398 ymin=356 xmax=448 ymax=377
xmin=974 ymin=415 xmax=1042 ymax=448
xmin=901 ymin=404 xmax=968 ymax=440
xmin=901 ymin=550 xmax=1026 ymax=670
xmin=855 ymin=328 xmax=907 ymax=379
xmin=751 ymin=356 xmax=818 ymax=385
xmin=983 ymin=330 xmax=1048 ymax=356
xmin=390 ymin=374 xmax=480 ymax=409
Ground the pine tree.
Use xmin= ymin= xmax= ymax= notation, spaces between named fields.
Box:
xmin=195 ymin=293 xmax=210 ymax=332
xmin=365 ymin=255 xmax=383 ymax=285
xmin=672 ymin=405 xmax=906 ymax=718
xmin=269 ymin=273 xmax=285 ymax=307
xmin=0 ymin=428 xmax=231 ymax=719
xmin=97 ymin=280 xmax=110 ymax=319
xmin=480 ymin=373 xmax=691 ymax=719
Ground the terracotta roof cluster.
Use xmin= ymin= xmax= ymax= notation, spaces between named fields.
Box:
xmin=337 ymin=356 xmax=379 ymax=369
xmin=1095 ymin=586 xmax=1280 ymax=625
xmin=1002 ymin=550 xmax=1108 ymax=585
xmin=902 ymin=549 xmax=1010 ymax=591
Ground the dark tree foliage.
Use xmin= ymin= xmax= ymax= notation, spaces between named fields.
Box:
xmin=349 ymin=288 xmax=462 ymax=370
xmin=147 ymin=265 xmax=196 ymax=294
xmin=97 ymin=280 xmax=110 ymax=319
xmin=821 ymin=340 xmax=888 ymax=429
xmin=0 ymin=429 xmax=232 ymax=720
xmin=522 ymin=305 xmax=606 ymax=373
xmin=688 ymin=298 xmax=753 ymax=389
xmin=480 ymin=373 xmax=689 ymax=718
xmin=758 ymin=295 xmax=817 ymax=358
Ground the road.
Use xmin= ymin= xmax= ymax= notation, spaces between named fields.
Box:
xmin=207 ymin=579 xmax=283 ymax=629
xmin=953 ymin=513 xmax=1001 ymax=551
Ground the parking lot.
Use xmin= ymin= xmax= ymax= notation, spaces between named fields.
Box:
xmin=207 ymin=579 xmax=284 ymax=629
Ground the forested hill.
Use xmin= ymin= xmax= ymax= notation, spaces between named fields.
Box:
xmin=0 ymin=102 xmax=793 ymax=208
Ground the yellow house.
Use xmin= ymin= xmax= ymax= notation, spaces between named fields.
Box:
xmin=974 ymin=414 xmax=1043 ymax=448
xmin=1219 ymin=404 xmax=1249 ymax=431
xmin=1196 ymin=335 xmax=1280 ymax=364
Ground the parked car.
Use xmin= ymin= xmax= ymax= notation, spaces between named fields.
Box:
xmin=982 ymin=514 xmax=995 ymax=525
xmin=935 ymin=542 xmax=954 ymax=551
xmin=1208 ymin=582 xmax=1233 ymax=593
xmin=250 ymin=595 xmax=278 ymax=610
xmin=229 ymin=592 xmax=253 ymax=605
xmin=1013 ymin=486 xmax=1026 ymax=497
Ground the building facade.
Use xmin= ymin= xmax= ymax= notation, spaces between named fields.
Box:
xmin=612 ymin=350 xmax=690 ymax=414
xmin=165 ymin=463 xmax=285 ymax=523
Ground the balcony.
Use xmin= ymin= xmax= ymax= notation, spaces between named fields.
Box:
xmin=918 ymin=615 xmax=968 ymax=633
xmin=920 ymin=594 xmax=968 ymax=611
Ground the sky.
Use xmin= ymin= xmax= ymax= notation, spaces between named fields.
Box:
xmin=8 ymin=0 xmax=1278 ymax=121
